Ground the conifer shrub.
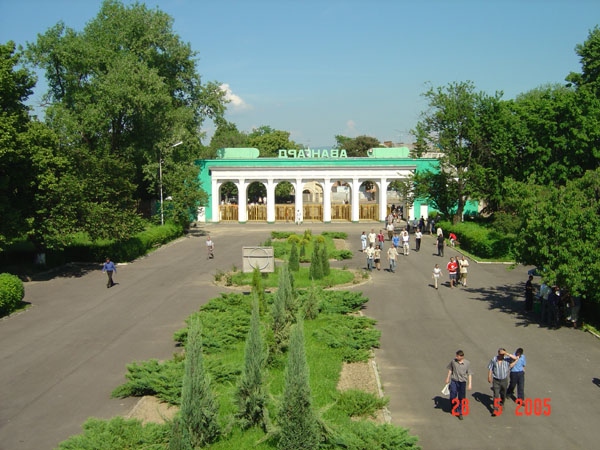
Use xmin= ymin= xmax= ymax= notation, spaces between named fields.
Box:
xmin=235 ymin=295 xmax=269 ymax=430
xmin=309 ymin=241 xmax=323 ymax=280
xmin=288 ymin=241 xmax=300 ymax=272
xmin=177 ymin=315 xmax=220 ymax=447
xmin=278 ymin=319 xmax=320 ymax=450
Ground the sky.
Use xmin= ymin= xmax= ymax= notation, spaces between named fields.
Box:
xmin=2 ymin=0 xmax=600 ymax=148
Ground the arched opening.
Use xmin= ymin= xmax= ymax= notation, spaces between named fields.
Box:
xmin=219 ymin=181 xmax=238 ymax=221
xmin=247 ymin=181 xmax=267 ymax=221
xmin=302 ymin=181 xmax=323 ymax=221
xmin=275 ymin=181 xmax=295 ymax=222
xmin=331 ymin=180 xmax=351 ymax=221
xmin=359 ymin=180 xmax=379 ymax=220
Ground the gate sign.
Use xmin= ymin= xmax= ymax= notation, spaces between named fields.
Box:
xmin=242 ymin=246 xmax=275 ymax=273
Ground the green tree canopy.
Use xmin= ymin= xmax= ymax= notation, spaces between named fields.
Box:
xmin=0 ymin=41 xmax=37 ymax=248
xmin=25 ymin=0 xmax=226 ymax=235
xmin=247 ymin=125 xmax=300 ymax=157
xmin=413 ymin=81 xmax=506 ymax=222
xmin=334 ymin=134 xmax=380 ymax=157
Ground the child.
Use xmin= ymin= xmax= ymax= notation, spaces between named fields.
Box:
xmin=360 ymin=231 xmax=367 ymax=252
xmin=432 ymin=264 xmax=442 ymax=289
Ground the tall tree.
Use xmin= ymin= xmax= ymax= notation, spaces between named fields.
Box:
xmin=413 ymin=81 xmax=504 ymax=223
xmin=0 ymin=42 xmax=37 ymax=248
xmin=26 ymin=0 xmax=226 ymax=232
xmin=207 ymin=120 xmax=248 ymax=158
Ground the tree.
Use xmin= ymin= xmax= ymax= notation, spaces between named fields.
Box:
xmin=309 ymin=240 xmax=323 ymax=280
xmin=247 ymin=126 xmax=300 ymax=157
xmin=177 ymin=315 xmax=220 ymax=447
xmin=207 ymin=120 xmax=248 ymax=158
xmin=511 ymin=170 xmax=600 ymax=304
xmin=278 ymin=318 xmax=320 ymax=450
xmin=334 ymin=134 xmax=380 ymax=157
xmin=0 ymin=42 xmax=37 ymax=248
xmin=235 ymin=294 xmax=269 ymax=430
xmin=319 ymin=238 xmax=330 ymax=277
xmin=288 ymin=240 xmax=300 ymax=272
xmin=26 ymin=0 xmax=227 ymax=235
xmin=413 ymin=81 xmax=505 ymax=223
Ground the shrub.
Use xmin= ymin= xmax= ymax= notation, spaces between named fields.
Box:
xmin=321 ymin=231 xmax=348 ymax=239
xmin=57 ymin=417 xmax=169 ymax=449
xmin=336 ymin=389 xmax=389 ymax=418
xmin=288 ymin=241 xmax=300 ymax=272
xmin=0 ymin=273 xmax=25 ymax=316
xmin=330 ymin=249 xmax=353 ymax=260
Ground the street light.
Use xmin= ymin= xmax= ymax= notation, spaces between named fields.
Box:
xmin=160 ymin=141 xmax=183 ymax=225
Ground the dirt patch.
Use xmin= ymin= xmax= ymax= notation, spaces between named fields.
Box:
xmin=126 ymin=396 xmax=178 ymax=425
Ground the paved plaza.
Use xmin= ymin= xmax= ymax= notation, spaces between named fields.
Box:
xmin=1 ymin=222 xmax=599 ymax=450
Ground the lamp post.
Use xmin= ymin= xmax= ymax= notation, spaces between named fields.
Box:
xmin=160 ymin=141 xmax=183 ymax=225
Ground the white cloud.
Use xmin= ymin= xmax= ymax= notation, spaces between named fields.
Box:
xmin=345 ymin=119 xmax=358 ymax=136
xmin=220 ymin=83 xmax=251 ymax=112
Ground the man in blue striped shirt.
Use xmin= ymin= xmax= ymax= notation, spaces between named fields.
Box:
xmin=507 ymin=348 xmax=526 ymax=401
xmin=487 ymin=348 xmax=519 ymax=416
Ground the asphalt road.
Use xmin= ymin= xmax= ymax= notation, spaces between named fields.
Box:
xmin=0 ymin=222 xmax=598 ymax=450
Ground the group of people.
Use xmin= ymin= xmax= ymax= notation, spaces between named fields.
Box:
xmin=445 ymin=347 xmax=526 ymax=420
xmin=361 ymin=226 xmax=423 ymax=272
xmin=529 ymin=278 xmax=581 ymax=329
xmin=432 ymin=256 xmax=469 ymax=289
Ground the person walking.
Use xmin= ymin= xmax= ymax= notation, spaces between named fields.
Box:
xmin=401 ymin=228 xmax=410 ymax=256
xmin=374 ymin=245 xmax=382 ymax=271
xmin=387 ymin=245 xmax=398 ymax=273
xmin=447 ymin=257 xmax=458 ymax=288
xmin=206 ymin=236 xmax=215 ymax=259
xmin=367 ymin=228 xmax=377 ymax=248
xmin=377 ymin=229 xmax=386 ymax=248
xmin=506 ymin=348 xmax=526 ymax=401
xmin=436 ymin=233 xmax=445 ymax=257
xmin=415 ymin=228 xmax=422 ymax=251
xmin=525 ymin=275 xmax=535 ymax=312
xmin=360 ymin=231 xmax=367 ymax=252
xmin=445 ymin=350 xmax=472 ymax=420
xmin=392 ymin=231 xmax=400 ymax=249
xmin=386 ymin=221 xmax=395 ymax=241
xmin=365 ymin=243 xmax=375 ymax=271
xmin=459 ymin=256 xmax=469 ymax=287
xmin=102 ymin=257 xmax=117 ymax=288
xmin=432 ymin=263 xmax=442 ymax=289
xmin=487 ymin=348 xmax=519 ymax=416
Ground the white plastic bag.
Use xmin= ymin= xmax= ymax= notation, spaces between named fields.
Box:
xmin=441 ymin=383 xmax=450 ymax=396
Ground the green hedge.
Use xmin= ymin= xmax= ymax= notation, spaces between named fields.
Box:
xmin=437 ymin=220 xmax=515 ymax=259
xmin=0 ymin=273 xmax=25 ymax=317
xmin=1 ymin=223 xmax=184 ymax=270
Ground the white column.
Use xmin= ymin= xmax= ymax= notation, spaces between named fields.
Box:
xmin=266 ymin=179 xmax=276 ymax=223
xmin=237 ymin=179 xmax=249 ymax=223
xmin=294 ymin=178 xmax=304 ymax=224
xmin=322 ymin=178 xmax=332 ymax=223
xmin=351 ymin=178 xmax=361 ymax=222
xmin=378 ymin=178 xmax=389 ymax=222
xmin=212 ymin=179 xmax=221 ymax=223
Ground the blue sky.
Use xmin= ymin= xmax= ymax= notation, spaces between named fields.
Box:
xmin=2 ymin=0 xmax=600 ymax=147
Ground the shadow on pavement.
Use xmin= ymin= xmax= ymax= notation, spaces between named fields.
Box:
xmin=472 ymin=391 xmax=494 ymax=415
